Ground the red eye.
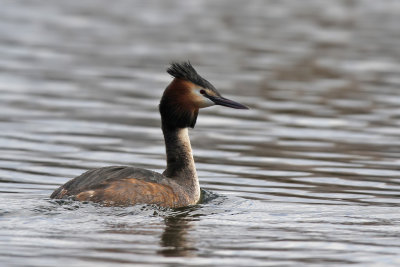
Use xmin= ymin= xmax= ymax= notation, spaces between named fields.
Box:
xmin=200 ymin=89 xmax=206 ymax=95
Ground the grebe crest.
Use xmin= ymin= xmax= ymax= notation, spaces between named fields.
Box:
xmin=160 ymin=61 xmax=248 ymax=129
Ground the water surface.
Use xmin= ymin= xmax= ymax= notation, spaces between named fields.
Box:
xmin=1 ymin=0 xmax=400 ymax=266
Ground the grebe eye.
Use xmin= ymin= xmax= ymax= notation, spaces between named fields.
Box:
xmin=200 ymin=89 xmax=206 ymax=95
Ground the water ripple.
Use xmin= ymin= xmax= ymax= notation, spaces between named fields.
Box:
xmin=0 ymin=0 xmax=400 ymax=266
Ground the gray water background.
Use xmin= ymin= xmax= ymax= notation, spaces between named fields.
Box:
xmin=1 ymin=0 xmax=400 ymax=266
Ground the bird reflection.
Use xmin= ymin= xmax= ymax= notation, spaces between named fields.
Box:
xmin=102 ymin=206 xmax=199 ymax=258
xmin=158 ymin=207 xmax=198 ymax=257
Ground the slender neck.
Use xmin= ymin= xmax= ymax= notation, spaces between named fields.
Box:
xmin=162 ymin=123 xmax=197 ymax=180
xmin=161 ymin=121 xmax=200 ymax=199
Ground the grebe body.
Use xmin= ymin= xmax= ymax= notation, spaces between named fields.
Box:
xmin=51 ymin=62 xmax=248 ymax=208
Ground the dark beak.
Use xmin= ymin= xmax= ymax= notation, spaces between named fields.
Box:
xmin=206 ymin=95 xmax=249 ymax=109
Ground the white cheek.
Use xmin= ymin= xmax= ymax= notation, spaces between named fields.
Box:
xmin=198 ymin=97 xmax=215 ymax=108
xmin=193 ymin=90 xmax=215 ymax=108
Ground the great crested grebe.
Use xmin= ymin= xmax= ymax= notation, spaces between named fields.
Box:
xmin=51 ymin=62 xmax=248 ymax=208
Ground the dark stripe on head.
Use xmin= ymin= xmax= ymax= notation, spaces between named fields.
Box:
xmin=167 ymin=62 xmax=219 ymax=94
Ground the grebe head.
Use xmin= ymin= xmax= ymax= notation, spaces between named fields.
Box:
xmin=160 ymin=62 xmax=248 ymax=129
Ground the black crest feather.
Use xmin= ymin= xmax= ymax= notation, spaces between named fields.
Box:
xmin=167 ymin=61 xmax=216 ymax=90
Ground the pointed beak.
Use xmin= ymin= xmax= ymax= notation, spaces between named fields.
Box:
xmin=206 ymin=95 xmax=249 ymax=109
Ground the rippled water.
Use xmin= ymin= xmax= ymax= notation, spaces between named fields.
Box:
xmin=1 ymin=0 xmax=400 ymax=266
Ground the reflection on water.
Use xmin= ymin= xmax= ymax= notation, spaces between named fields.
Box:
xmin=1 ymin=0 xmax=400 ymax=266
xmin=159 ymin=209 xmax=196 ymax=257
